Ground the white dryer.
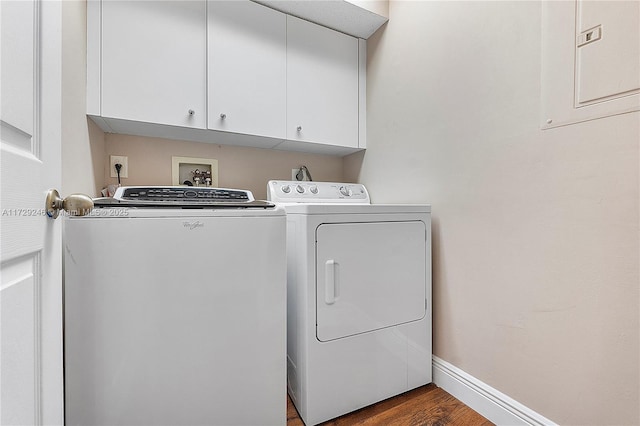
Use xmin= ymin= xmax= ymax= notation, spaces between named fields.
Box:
xmin=267 ymin=181 xmax=432 ymax=425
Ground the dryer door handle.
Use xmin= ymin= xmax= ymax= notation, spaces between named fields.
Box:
xmin=325 ymin=260 xmax=339 ymax=305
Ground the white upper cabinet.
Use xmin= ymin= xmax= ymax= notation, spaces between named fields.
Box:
xmin=208 ymin=1 xmax=286 ymax=139
xmin=87 ymin=0 xmax=366 ymax=155
xmin=100 ymin=0 xmax=207 ymax=129
xmin=286 ymin=16 xmax=359 ymax=148
xmin=253 ymin=0 xmax=388 ymax=39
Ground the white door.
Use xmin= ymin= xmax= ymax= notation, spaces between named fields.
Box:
xmin=208 ymin=0 xmax=286 ymax=139
xmin=1 ymin=1 xmax=63 ymax=425
xmin=316 ymin=221 xmax=427 ymax=342
xmin=101 ymin=0 xmax=207 ymax=129
xmin=287 ymin=15 xmax=359 ymax=147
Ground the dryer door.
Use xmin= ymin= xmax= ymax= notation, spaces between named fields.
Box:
xmin=316 ymin=221 xmax=426 ymax=342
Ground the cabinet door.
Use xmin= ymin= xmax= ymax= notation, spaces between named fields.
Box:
xmin=101 ymin=0 xmax=206 ymax=129
xmin=208 ymin=1 xmax=286 ymax=138
xmin=287 ymin=16 xmax=359 ymax=148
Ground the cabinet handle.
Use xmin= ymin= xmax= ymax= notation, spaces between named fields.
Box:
xmin=297 ymin=126 xmax=302 ymax=132
xmin=220 ymin=113 xmax=226 ymax=120
xmin=188 ymin=109 xmax=195 ymax=116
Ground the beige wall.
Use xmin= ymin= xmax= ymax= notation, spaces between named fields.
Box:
xmin=103 ymin=134 xmax=344 ymax=200
xmin=62 ymin=0 xmax=104 ymax=197
xmin=346 ymin=1 xmax=639 ymax=424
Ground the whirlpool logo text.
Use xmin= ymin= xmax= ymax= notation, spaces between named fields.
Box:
xmin=183 ymin=221 xmax=204 ymax=230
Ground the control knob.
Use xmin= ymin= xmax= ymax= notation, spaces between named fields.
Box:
xmin=310 ymin=185 xmax=318 ymax=194
xmin=296 ymin=185 xmax=305 ymax=194
xmin=281 ymin=185 xmax=291 ymax=194
xmin=339 ymin=186 xmax=352 ymax=197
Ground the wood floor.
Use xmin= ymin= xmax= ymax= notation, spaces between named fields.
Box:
xmin=287 ymin=384 xmax=493 ymax=426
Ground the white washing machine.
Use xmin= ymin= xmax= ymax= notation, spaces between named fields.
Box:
xmin=267 ymin=181 xmax=432 ymax=425
xmin=64 ymin=186 xmax=286 ymax=426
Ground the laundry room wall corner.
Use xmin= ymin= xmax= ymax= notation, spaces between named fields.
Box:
xmin=62 ymin=0 xmax=104 ymax=197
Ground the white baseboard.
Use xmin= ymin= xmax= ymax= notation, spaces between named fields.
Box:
xmin=432 ymin=356 xmax=556 ymax=426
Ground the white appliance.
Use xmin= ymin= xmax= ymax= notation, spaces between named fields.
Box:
xmin=267 ymin=181 xmax=432 ymax=425
xmin=64 ymin=186 xmax=286 ymax=426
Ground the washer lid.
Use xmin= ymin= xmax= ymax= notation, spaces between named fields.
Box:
xmin=93 ymin=198 xmax=275 ymax=209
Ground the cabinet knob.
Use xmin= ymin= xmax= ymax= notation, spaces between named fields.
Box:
xmin=220 ymin=113 xmax=226 ymax=120
xmin=297 ymin=126 xmax=302 ymax=132
xmin=188 ymin=109 xmax=195 ymax=116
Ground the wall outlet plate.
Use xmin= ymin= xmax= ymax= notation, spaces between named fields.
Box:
xmin=110 ymin=155 xmax=128 ymax=178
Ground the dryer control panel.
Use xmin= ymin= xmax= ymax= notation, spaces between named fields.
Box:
xmin=267 ymin=181 xmax=370 ymax=204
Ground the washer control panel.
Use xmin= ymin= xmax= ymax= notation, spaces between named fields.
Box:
xmin=113 ymin=186 xmax=254 ymax=202
xmin=267 ymin=181 xmax=370 ymax=204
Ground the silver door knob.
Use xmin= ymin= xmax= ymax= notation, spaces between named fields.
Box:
xmin=188 ymin=109 xmax=195 ymax=116
xmin=297 ymin=126 xmax=302 ymax=132
xmin=45 ymin=189 xmax=93 ymax=219
xmin=220 ymin=113 xmax=226 ymax=120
